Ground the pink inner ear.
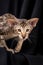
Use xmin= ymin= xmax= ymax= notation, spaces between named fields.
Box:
xmin=29 ymin=18 xmax=39 ymax=27
xmin=30 ymin=21 xmax=34 ymax=26
xmin=7 ymin=19 xmax=16 ymax=26
xmin=7 ymin=19 xmax=18 ymax=25
xmin=29 ymin=21 xmax=35 ymax=27
xmin=7 ymin=19 xmax=14 ymax=23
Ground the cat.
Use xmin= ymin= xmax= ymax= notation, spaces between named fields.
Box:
xmin=0 ymin=13 xmax=39 ymax=54
xmin=13 ymin=17 xmax=39 ymax=53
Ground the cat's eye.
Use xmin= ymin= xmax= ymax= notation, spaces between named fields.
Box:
xmin=18 ymin=29 xmax=21 ymax=32
xmin=26 ymin=29 xmax=29 ymax=32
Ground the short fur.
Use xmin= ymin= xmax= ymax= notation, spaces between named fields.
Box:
xmin=0 ymin=13 xmax=39 ymax=54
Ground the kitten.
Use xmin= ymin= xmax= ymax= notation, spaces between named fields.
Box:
xmin=0 ymin=13 xmax=39 ymax=54
xmin=12 ymin=17 xmax=39 ymax=53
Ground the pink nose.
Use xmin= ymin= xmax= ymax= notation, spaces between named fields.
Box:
xmin=23 ymin=36 xmax=25 ymax=39
xmin=22 ymin=34 xmax=26 ymax=39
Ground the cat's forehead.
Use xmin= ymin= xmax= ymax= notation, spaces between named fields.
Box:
xmin=19 ymin=19 xmax=27 ymax=22
xmin=18 ymin=19 xmax=27 ymax=27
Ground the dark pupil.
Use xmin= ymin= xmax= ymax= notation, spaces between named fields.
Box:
xmin=26 ymin=29 xmax=29 ymax=32
xmin=18 ymin=29 xmax=21 ymax=32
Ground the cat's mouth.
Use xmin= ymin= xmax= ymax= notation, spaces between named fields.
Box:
xmin=21 ymin=36 xmax=28 ymax=41
xmin=22 ymin=34 xmax=26 ymax=39
xmin=19 ymin=36 xmax=26 ymax=40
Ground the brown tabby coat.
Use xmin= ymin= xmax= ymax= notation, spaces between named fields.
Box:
xmin=0 ymin=13 xmax=39 ymax=54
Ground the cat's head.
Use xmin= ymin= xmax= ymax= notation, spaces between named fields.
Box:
xmin=7 ymin=16 xmax=39 ymax=40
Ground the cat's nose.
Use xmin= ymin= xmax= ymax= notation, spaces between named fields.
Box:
xmin=22 ymin=34 xmax=26 ymax=39
xmin=23 ymin=36 xmax=25 ymax=39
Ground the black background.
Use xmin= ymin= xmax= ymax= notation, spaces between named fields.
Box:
xmin=0 ymin=0 xmax=43 ymax=65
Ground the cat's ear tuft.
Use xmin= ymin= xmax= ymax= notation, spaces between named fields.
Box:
xmin=28 ymin=18 xmax=39 ymax=27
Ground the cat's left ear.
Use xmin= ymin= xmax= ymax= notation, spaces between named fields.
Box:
xmin=27 ymin=18 xmax=39 ymax=27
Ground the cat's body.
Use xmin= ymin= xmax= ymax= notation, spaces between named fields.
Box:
xmin=0 ymin=13 xmax=18 ymax=53
xmin=0 ymin=13 xmax=39 ymax=54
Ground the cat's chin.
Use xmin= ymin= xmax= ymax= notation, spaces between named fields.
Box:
xmin=23 ymin=38 xmax=27 ymax=41
xmin=19 ymin=36 xmax=27 ymax=40
xmin=19 ymin=37 xmax=26 ymax=40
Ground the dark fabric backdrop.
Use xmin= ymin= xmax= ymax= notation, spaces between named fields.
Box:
xmin=0 ymin=0 xmax=43 ymax=65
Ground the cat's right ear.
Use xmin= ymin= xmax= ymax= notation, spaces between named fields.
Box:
xmin=7 ymin=16 xmax=18 ymax=25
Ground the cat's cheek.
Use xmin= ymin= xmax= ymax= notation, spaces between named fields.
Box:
xmin=26 ymin=35 xmax=28 ymax=39
xmin=19 ymin=35 xmax=23 ymax=39
xmin=27 ymin=33 xmax=30 ymax=38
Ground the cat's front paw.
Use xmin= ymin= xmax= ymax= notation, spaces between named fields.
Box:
xmin=7 ymin=48 xmax=14 ymax=54
xmin=14 ymin=48 xmax=20 ymax=53
xmin=10 ymin=49 xmax=14 ymax=54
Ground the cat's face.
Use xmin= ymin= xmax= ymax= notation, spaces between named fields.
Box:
xmin=13 ymin=23 xmax=32 ymax=40
xmin=12 ymin=18 xmax=39 ymax=40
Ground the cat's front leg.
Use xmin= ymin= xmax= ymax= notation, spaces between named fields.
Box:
xmin=0 ymin=40 xmax=14 ymax=54
xmin=14 ymin=39 xmax=23 ymax=53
